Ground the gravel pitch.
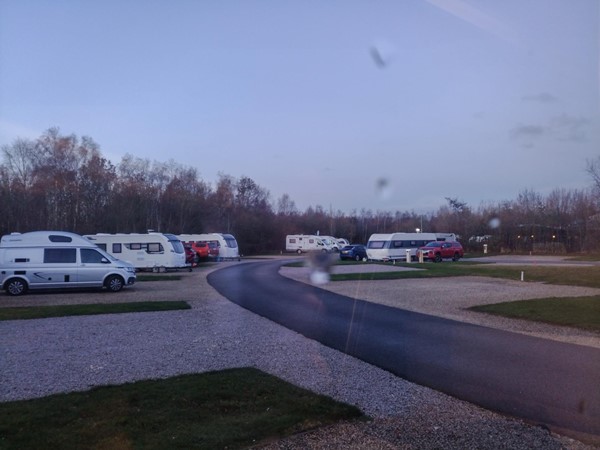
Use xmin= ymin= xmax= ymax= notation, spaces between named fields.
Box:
xmin=1 ymin=259 xmax=598 ymax=449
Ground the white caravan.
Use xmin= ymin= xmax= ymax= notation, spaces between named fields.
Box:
xmin=0 ymin=231 xmax=136 ymax=296
xmin=366 ymin=232 xmax=438 ymax=261
xmin=84 ymin=232 xmax=187 ymax=272
xmin=177 ymin=233 xmax=240 ymax=260
xmin=285 ymin=235 xmax=335 ymax=253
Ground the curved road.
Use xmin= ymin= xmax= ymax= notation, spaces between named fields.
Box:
xmin=207 ymin=259 xmax=600 ymax=442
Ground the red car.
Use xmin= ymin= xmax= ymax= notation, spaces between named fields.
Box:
xmin=418 ymin=241 xmax=464 ymax=262
xmin=190 ymin=241 xmax=210 ymax=260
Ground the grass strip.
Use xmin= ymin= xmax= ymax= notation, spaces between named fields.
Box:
xmin=0 ymin=301 xmax=191 ymax=321
xmin=136 ymin=274 xmax=182 ymax=281
xmin=0 ymin=368 xmax=364 ymax=450
xmin=329 ymin=263 xmax=600 ymax=288
xmin=469 ymin=296 xmax=600 ymax=332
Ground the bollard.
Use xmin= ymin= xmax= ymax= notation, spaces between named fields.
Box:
xmin=418 ymin=250 xmax=424 ymax=263
xmin=483 ymin=244 xmax=488 ymax=254
xmin=405 ymin=249 xmax=412 ymax=263
xmin=521 ymin=271 xmax=524 ymax=281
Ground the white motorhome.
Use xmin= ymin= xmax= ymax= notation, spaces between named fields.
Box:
xmin=0 ymin=231 xmax=136 ymax=296
xmin=177 ymin=233 xmax=240 ymax=260
xmin=84 ymin=232 xmax=187 ymax=272
xmin=318 ymin=235 xmax=344 ymax=252
xmin=366 ymin=232 xmax=438 ymax=261
xmin=336 ymin=238 xmax=350 ymax=248
xmin=285 ymin=235 xmax=334 ymax=253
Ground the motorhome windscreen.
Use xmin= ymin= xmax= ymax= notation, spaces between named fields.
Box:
xmin=367 ymin=241 xmax=386 ymax=249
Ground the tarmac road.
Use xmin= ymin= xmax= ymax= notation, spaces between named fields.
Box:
xmin=207 ymin=259 xmax=600 ymax=443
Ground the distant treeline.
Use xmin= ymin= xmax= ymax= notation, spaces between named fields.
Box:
xmin=2 ymin=128 xmax=599 ymax=254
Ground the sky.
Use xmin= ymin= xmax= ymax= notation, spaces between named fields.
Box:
xmin=1 ymin=0 xmax=599 ymax=214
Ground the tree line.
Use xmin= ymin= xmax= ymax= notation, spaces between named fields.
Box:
xmin=2 ymin=128 xmax=599 ymax=254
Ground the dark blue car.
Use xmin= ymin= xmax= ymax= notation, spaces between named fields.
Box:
xmin=339 ymin=244 xmax=367 ymax=261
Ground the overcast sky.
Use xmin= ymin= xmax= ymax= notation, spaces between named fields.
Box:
xmin=1 ymin=0 xmax=598 ymax=213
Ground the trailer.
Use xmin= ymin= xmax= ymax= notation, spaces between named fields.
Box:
xmin=84 ymin=232 xmax=187 ymax=272
xmin=177 ymin=233 xmax=240 ymax=260
xmin=0 ymin=231 xmax=136 ymax=296
xmin=366 ymin=232 xmax=439 ymax=261
xmin=285 ymin=235 xmax=335 ymax=253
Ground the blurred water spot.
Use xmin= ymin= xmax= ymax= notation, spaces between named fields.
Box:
xmin=489 ymin=217 xmax=501 ymax=229
xmin=369 ymin=39 xmax=395 ymax=68
xmin=306 ymin=251 xmax=334 ymax=285
xmin=375 ymin=177 xmax=392 ymax=201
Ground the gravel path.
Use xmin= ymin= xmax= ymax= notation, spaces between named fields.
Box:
xmin=1 ymin=260 xmax=597 ymax=449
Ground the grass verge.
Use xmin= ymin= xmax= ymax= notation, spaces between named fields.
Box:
xmin=329 ymin=263 xmax=600 ymax=288
xmin=469 ymin=296 xmax=600 ymax=332
xmin=0 ymin=301 xmax=191 ymax=321
xmin=0 ymin=368 xmax=364 ymax=450
xmin=136 ymin=274 xmax=182 ymax=281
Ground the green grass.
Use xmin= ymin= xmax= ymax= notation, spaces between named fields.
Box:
xmin=329 ymin=262 xmax=600 ymax=288
xmin=469 ymin=297 xmax=600 ymax=332
xmin=0 ymin=368 xmax=364 ymax=450
xmin=0 ymin=301 xmax=191 ymax=321
xmin=136 ymin=274 xmax=182 ymax=281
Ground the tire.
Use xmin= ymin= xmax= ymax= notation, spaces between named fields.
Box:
xmin=354 ymin=254 xmax=360 ymax=261
xmin=452 ymin=253 xmax=460 ymax=262
xmin=105 ymin=275 xmax=124 ymax=292
xmin=297 ymin=249 xmax=302 ymax=254
xmin=434 ymin=253 xmax=442 ymax=263
xmin=5 ymin=278 xmax=27 ymax=296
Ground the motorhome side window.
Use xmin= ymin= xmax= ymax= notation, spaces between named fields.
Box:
xmin=97 ymin=243 xmax=107 ymax=251
xmin=81 ymin=248 xmax=106 ymax=263
xmin=130 ymin=243 xmax=142 ymax=250
xmin=112 ymin=243 xmax=122 ymax=253
xmin=44 ymin=248 xmax=76 ymax=263
xmin=392 ymin=241 xmax=404 ymax=248
xmin=289 ymin=238 xmax=296 ymax=243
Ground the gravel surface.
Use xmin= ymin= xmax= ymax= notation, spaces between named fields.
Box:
xmin=1 ymin=259 xmax=598 ymax=449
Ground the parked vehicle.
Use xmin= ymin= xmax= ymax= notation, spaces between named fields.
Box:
xmin=366 ymin=232 xmax=438 ymax=261
xmin=188 ymin=241 xmax=210 ymax=260
xmin=183 ymin=245 xmax=199 ymax=267
xmin=418 ymin=241 xmax=464 ymax=262
xmin=318 ymin=236 xmax=342 ymax=252
xmin=285 ymin=235 xmax=335 ymax=253
xmin=177 ymin=233 xmax=240 ymax=260
xmin=336 ymin=238 xmax=350 ymax=248
xmin=339 ymin=245 xmax=368 ymax=261
xmin=0 ymin=231 xmax=136 ymax=296
xmin=366 ymin=232 xmax=459 ymax=261
xmin=84 ymin=232 xmax=187 ymax=272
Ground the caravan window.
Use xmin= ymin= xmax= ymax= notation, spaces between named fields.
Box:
xmin=391 ymin=241 xmax=405 ymax=248
xmin=129 ymin=243 xmax=142 ymax=250
xmin=44 ymin=248 xmax=76 ymax=263
xmin=147 ymin=243 xmax=163 ymax=253
xmin=289 ymin=238 xmax=297 ymax=243
xmin=223 ymin=235 xmax=238 ymax=248
xmin=112 ymin=243 xmax=122 ymax=253
xmin=367 ymin=241 xmax=386 ymax=249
